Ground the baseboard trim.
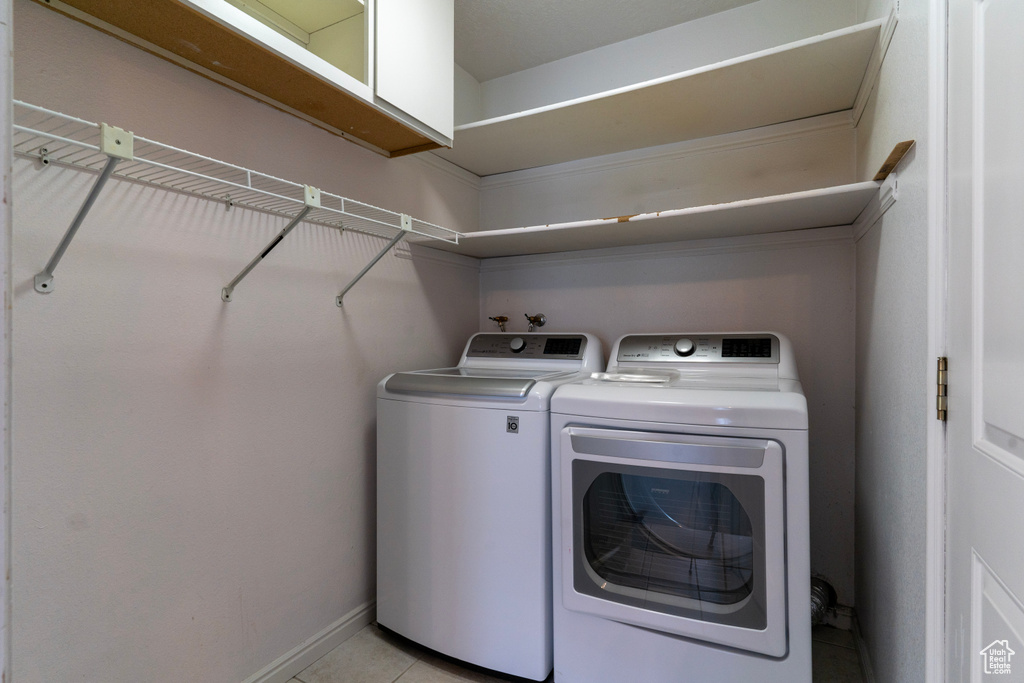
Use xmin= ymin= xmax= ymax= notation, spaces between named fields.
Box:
xmin=852 ymin=614 xmax=878 ymax=683
xmin=243 ymin=600 xmax=376 ymax=683
xmin=825 ymin=603 xmax=856 ymax=631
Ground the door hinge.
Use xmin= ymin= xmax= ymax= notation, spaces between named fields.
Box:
xmin=937 ymin=357 xmax=948 ymax=422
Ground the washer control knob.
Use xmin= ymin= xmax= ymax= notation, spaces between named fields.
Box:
xmin=673 ymin=338 xmax=696 ymax=357
xmin=510 ymin=337 xmax=527 ymax=353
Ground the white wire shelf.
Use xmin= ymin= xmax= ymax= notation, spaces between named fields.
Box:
xmin=13 ymin=100 xmax=461 ymax=303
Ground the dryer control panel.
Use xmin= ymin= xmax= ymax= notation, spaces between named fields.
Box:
xmin=466 ymin=334 xmax=588 ymax=360
xmin=616 ymin=334 xmax=780 ymax=364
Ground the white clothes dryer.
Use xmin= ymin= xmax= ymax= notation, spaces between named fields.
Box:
xmin=550 ymin=332 xmax=810 ymax=683
xmin=377 ymin=332 xmax=604 ymax=681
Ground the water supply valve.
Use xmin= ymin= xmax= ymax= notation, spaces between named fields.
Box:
xmin=525 ymin=313 xmax=547 ymax=332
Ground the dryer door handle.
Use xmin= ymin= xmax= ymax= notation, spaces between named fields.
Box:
xmin=568 ymin=430 xmax=768 ymax=469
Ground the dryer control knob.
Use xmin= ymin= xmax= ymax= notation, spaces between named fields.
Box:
xmin=510 ymin=337 xmax=527 ymax=353
xmin=674 ymin=338 xmax=696 ymax=357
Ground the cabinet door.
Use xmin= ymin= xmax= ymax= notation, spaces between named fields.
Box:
xmin=375 ymin=0 xmax=454 ymax=141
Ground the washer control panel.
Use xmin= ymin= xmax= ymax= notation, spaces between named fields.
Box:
xmin=467 ymin=334 xmax=588 ymax=360
xmin=616 ymin=334 xmax=780 ymax=364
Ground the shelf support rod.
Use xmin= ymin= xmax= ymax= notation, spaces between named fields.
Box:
xmin=221 ymin=186 xmax=321 ymax=302
xmin=34 ymin=124 xmax=133 ymax=294
xmin=336 ymin=215 xmax=411 ymax=307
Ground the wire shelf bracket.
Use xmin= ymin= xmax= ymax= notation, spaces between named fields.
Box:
xmin=336 ymin=214 xmax=411 ymax=307
xmin=221 ymin=186 xmax=320 ymax=302
xmin=12 ymin=100 xmax=462 ymax=304
xmin=33 ymin=123 xmax=134 ymax=293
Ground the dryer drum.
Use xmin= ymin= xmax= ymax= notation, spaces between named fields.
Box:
xmin=582 ymin=472 xmax=756 ymax=607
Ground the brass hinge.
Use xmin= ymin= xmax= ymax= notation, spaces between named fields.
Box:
xmin=937 ymin=357 xmax=948 ymax=422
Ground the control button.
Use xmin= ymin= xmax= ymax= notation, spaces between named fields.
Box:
xmin=673 ymin=338 xmax=696 ymax=356
xmin=510 ymin=337 xmax=527 ymax=353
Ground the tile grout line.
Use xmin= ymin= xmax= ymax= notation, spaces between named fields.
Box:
xmin=390 ymin=652 xmax=423 ymax=683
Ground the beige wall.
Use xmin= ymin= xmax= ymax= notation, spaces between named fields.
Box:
xmin=11 ymin=1 xmax=479 ymax=680
xmin=477 ymin=122 xmax=857 ymax=232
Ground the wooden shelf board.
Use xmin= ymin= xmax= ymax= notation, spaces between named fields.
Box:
xmin=434 ymin=19 xmax=883 ymax=176
xmin=416 ymin=182 xmax=880 ymax=259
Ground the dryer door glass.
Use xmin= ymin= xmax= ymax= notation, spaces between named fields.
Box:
xmin=573 ymin=460 xmax=767 ymax=629
xmin=559 ymin=427 xmax=788 ymax=655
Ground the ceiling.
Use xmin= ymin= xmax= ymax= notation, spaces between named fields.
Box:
xmin=454 ymin=0 xmax=759 ymax=83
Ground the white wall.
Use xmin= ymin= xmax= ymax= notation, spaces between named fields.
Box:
xmin=853 ymin=0 xmax=931 ymax=680
xmin=11 ymin=2 xmax=479 ymax=681
xmin=479 ymin=229 xmax=858 ymax=604
xmin=478 ymin=117 xmax=856 ymax=231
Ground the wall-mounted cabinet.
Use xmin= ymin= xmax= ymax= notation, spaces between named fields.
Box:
xmin=36 ymin=0 xmax=453 ymax=156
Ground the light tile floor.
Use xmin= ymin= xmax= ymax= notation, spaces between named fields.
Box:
xmin=290 ymin=623 xmax=865 ymax=683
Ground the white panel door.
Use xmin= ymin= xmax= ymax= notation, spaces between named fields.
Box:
xmin=948 ymin=0 xmax=1024 ymax=680
xmin=376 ymin=0 xmax=454 ymax=140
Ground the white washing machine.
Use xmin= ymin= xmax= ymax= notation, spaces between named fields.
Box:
xmin=550 ymin=332 xmax=810 ymax=682
xmin=377 ymin=332 xmax=604 ymax=681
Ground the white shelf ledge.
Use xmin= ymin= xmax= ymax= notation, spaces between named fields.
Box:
xmin=434 ymin=19 xmax=885 ymax=176
xmin=413 ymin=181 xmax=882 ymax=259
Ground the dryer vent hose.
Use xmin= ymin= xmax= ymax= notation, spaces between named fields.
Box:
xmin=810 ymin=577 xmax=837 ymax=625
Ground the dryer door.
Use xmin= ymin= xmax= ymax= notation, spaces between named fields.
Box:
xmin=559 ymin=426 xmax=787 ymax=657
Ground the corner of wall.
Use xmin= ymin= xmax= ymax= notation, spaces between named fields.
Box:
xmin=453 ymin=63 xmax=482 ymax=126
xmin=853 ymin=612 xmax=879 ymax=683
xmin=853 ymin=1 xmax=933 ymax=681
